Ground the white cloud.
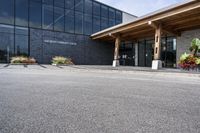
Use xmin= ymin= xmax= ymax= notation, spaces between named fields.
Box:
xmin=97 ymin=0 xmax=185 ymax=16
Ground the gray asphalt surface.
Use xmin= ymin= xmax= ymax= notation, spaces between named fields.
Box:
xmin=0 ymin=65 xmax=200 ymax=133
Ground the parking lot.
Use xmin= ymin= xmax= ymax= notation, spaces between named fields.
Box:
xmin=0 ymin=64 xmax=200 ymax=133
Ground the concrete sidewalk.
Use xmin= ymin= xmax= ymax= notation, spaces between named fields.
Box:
xmin=0 ymin=64 xmax=200 ymax=76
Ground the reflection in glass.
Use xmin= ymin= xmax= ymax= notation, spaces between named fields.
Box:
xmin=93 ymin=16 xmax=100 ymax=33
xmin=84 ymin=14 xmax=92 ymax=35
xmin=15 ymin=34 xmax=28 ymax=56
xmin=29 ymin=1 xmax=42 ymax=28
xmin=0 ymin=0 xmax=14 ymax=24
xmin=101 ymin=17 xmax=108 ymax=30
xmin=75 ymin=0 xmax=83 ymax=12
xmin=15 ymin=0 xmax=28 ymax=26
xmin=54 ymin=7 xmax=64 ymax=31
xmin=65 ymin=0 xmax=75 ymax=9
xmin=0 ymin=32 xmax=14 ymax=63
xmin=54 ymin=0 xmax=64 ymax=8
xmin=75 ymin=12 xmax=83 ymax=34
xmin=84 ymin=0 xmax=92 ymax=15
xmin=101 ymin=5 xmax=108 ymax=18
xmin=65 ymin=10 xmax=75 ymax=33
xmin=93 ymin=2 xmax=100 ymax=16
xmin=42 ymin=5 xmax=53 ymax=30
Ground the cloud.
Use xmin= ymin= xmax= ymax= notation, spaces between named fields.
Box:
xmin=97 ymin=0 xmax=185 ymax=16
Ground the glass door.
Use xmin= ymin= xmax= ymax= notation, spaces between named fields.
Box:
xmin=161 ymin=37 xmax=177 ymax=68
xmin=119 ymin=42 xmax=135 ymax=66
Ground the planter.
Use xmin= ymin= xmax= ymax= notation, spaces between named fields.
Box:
xmin=197 ymin=66 xmax=200 ymax=72
xmin=10 ymin=63 xmax=38 ymax=65
xmin=52 ymin=64 xmax=73 ymax=66
xmin=180 ymin=67 xmax=200 ymax=73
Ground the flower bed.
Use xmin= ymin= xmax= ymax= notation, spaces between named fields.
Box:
xmin=51 ymin=56 xmax=74 ymax=66
xmin=11 ymin=56 xmax=37 ymax=64
xmin=178 ymin=38 xmax=200 ymax=71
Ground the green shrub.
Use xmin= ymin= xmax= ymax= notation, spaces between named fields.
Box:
xmin=180 ymin=53 xmax=190 ymax=61
xmin=52 ymin=56 xmax=74 ymax=65
xmin=196 ymin=58 xmax=200 ymax=65
xmin=11 ymin=56 xmax=36 ymax=64
xmin=189 ymin=38 xmax=200 ymax=56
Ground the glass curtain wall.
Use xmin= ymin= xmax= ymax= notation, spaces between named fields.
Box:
xmin=0 ymin=0 xmax=123 ymax=62
xmin=0 ymin=0 xmax=123 ymax=35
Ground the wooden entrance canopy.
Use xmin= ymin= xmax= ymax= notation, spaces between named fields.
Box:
xmin=91 ymin=0 xmax=200 ymax=42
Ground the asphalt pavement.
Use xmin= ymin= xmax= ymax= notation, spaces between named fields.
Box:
xmin=0 ymin=65 xmax=200 ymax=133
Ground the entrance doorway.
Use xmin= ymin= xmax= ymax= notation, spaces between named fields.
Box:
xmin=138 ymin=40 xmax=153 ymax=67
xmin=161 ymin=37 xmax=177 ymax=68
xmin=119 ymin=42 xmax=135 ymax=66
xmin=137 ymin=37 xmax=176 ymax=68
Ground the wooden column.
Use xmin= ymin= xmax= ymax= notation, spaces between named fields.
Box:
xmin=113 ymin=36 xmax=121 ymax=67
xmin=154 ymin=24 xmax=162 ymax=60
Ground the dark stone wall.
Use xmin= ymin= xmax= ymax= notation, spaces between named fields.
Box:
xmin=30 ymin=28 xmax=114 ymax=65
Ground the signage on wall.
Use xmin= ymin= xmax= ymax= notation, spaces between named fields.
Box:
xmin=44 ymin=40 xmax=77 ymax=46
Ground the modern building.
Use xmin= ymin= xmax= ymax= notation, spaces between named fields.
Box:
xmin=0 ymin=0 xmax=136 ymax=64
xmin=91 ymin=0 xmax=200 ymax=69
xmin=0 ymin=0 xmax=200 ymax=69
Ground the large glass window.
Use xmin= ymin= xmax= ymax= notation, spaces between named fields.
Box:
xmin=75 ymin=12 xmax=83 ymax=34
xmin=15 ymin=0 xmax=28 ymax=26
xmin=109 ymin=19 xmax=115 ymax=27
xmin=42 ymin=0 xmax=53 ymax=5
xmin=93 ymin=2 xmax=100 ymax=16
xmin=0 ymin=0 xmax=14 ymax=24
xmin=0 ymin=24 xmax=14 ymax=63
xmin=109 ymin=8 xmax=115 ymax=20
xmin=54 ymin=7 xmax=65 ymax=31
xmin=93 ymin=16 xmax=100 ymax=33
xmin=54 ymin=0 xmax=64 ymax=8
xmin=15 ymin=27 xmax=29 ymax=56
xmin=75 ymin=0 xmax=83 ymax=12
xmin=65 ymin=0 xmax=75 ymax=9
xmin=101 ymin=5 xmax=108 ymax=18
xmin=29 ymin=1 xmax=42 ymax=28
xmin=84 ymin=14 xmax=92 ymax=35
xmin=84 ymin=0 xmax=92 ymax=15
xmin=65 ymin=9 xmax=74 ymax=33
xmin=42 ymin=5 xmax=53 ymax=30
xmin=101 ymin=17 xmax=108 ymax=30
xmin=116 ymin=10 xmax=122 ymax=24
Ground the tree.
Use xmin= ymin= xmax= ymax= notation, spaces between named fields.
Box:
xmin=189 ymin=38 xmax=200 ymax=56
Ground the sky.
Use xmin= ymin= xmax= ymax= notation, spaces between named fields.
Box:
xmin=97 ymin=0 xmax=185 ymax=16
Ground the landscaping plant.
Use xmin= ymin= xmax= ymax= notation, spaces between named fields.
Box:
xmin=179 ymin=54 xmax=197 ymax=70
xmin=52 ymin=56 xmax=74 ymax=65
xmin=11 ymin=56 xmax=36 ymax=64
xmin=179 ymin=38 xmax=200 ymax=70
xmin=189 ymin=38 xmax=200 ymax=56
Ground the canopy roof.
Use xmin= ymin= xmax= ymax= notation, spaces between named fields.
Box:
xmin=91 ymin=0 xmax=200 ymax=42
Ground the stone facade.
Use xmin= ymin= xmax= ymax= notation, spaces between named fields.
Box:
xmin=30 ymin=28 xmax=114 ymax=65
xmin=177 ymin=29 xmax=200 ymax=66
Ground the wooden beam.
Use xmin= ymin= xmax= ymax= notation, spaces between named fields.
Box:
xmin=163 ymin=13 xmax=200 ymax=26
xmin=112 ymin=35 xmax=121 ymax=67
xmin=114 ymin=36 xmax=121 ymax=60
xmin=148 ymin=21 xmax=181 ymax=36
xmin=121 ymin=28 xmax=153 ymax=38
xmin=154 ymin=24 xmax=162 ymax=60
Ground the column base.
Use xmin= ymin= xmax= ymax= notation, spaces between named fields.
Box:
xmin=112 ymin=60 xmax=120 ymax=67
xmin=152 ymin=60 xmax=162 ymax=70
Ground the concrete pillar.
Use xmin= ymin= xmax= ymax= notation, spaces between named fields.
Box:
xmin=152 ymin=24 xmax=162 ymax=70
xmin=134 ymin=43 xmax=138 ymax=66
xmin=113 ymin=36 xmax=121 ymax=67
